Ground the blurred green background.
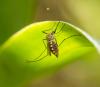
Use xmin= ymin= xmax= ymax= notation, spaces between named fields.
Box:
xmin=0 ymin=0 xmax=37 ymax=45
xmin=0 ymin=0 xmax=100 ymax=87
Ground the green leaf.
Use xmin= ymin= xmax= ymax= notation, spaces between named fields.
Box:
xmin=0 ymin=21 xmax=97 ymax=87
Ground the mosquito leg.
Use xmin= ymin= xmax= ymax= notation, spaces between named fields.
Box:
xmin=42 ymin=22 xmax=59 ymax=34
xmin=27 ymin=54 xmax=48 ymax=62
xmin=53 ymin=21 xmax=61 ymax=33
xmin=26 ymin=39 xmax=48 ymax=63
xmin=55 ymin=23 xmax=65 ymax=38
xmin=55 ymin=23 xmax=65 ymax=34
xmin=43 ymin=39 xmax=47 ymax=47
xmin=42 ymin=21 xmax=61 ymax=34
xmin=58 ymin=35 xmax=81 ymax=46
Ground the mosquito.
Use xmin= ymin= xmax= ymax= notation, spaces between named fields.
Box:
xmin=27 ymin=21 xmax=81 ymax=62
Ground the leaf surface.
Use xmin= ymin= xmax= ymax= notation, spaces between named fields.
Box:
xmin=0 ymin=21 xmax=96 ymax=87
